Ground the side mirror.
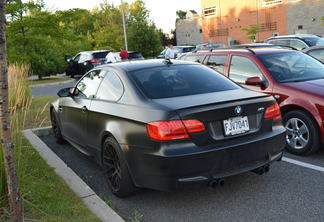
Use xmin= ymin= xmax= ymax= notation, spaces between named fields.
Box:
xmin=66 ymin=58 xmax=72 ymax=63
xmin=57 ymin=87 xmax=72 ymax=97
xmin=245 ymin=77 xmax=264 ymax=86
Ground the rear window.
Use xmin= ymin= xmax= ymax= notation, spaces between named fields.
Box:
xmin=182 ymin=47 xmax=196 ymax=53
xmin=130 ymin=64 xmax=240 ymax=99
xmin=129 ymin=52 xmax=143 ymax=59
xmin=92 ymin=51 xmax=109 ymax=59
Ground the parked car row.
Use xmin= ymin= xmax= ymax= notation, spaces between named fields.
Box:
xmin=65 ymin=50 xmax=144 ymax=78
xmin=178 ymin=48 xmax=324 ymax=155
xmin=56 ymin=35 xmax=323 ymax=198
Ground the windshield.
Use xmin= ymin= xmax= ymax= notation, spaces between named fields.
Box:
xmin=130 ymin=65 xmax=240 ymax=99
xmin=302 ymin=37 xmax=324 ymax=47
xmin=258 ymin=52 xmax=324 ymax=83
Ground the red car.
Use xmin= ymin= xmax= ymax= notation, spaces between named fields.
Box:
xmin=180 ymin=48 xmax=324 ymax=155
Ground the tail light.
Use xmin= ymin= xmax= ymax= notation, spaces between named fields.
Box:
xmin=146 ymin=120 xmax=205 ymax=141
xmin=264 ymin=103 xmax=281 ymax=121
xmin=88 ymin=59 xmax=101 ymax=63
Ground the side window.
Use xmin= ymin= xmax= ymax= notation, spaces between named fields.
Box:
xmin=75 ymin=70 xmax=106 ymax=99
xmin=73 ymin=54 xmax=81 ymax=62
xmin=308 ymin=49 xmax=324 ymax=63
xmin=229 ymin=56 xmax=264 ymax=83
xmin=183 ymin=55 xmax=205 ymax=63
xmin=79 ymin=54 xmax=89 ymax=63
xmin=290 ymin=40 xmax=307 ymax=50
xmin=96 ymin=71 xmax=124 ymax=102
xmin=205 ymin=55 xmax=227 ymax=74
xmin=271 ymin=39 xmax=289 ymax=47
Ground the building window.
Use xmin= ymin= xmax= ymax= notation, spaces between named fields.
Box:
xmin=204 ymin=6 xmax=216 ymax=17
xmin=262 ymin=0 xmax=283 ymax=7
xmin=298 ymin=25 xmax=303 ymax=30
xmin=272 ymin=32 xmax=279 ymax=37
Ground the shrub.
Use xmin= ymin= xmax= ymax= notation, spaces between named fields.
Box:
xmin=1 ymin=64 xmax=31 ymax=207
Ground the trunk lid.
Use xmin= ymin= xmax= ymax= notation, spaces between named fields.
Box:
xmin=152 ymin=88 xmax=274 ymax=146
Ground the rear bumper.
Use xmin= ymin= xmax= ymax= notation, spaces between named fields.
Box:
xmin=122 ymin=127 xmax=286 ymax=192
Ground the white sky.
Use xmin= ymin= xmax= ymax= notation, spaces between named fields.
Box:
xmin=40 ymin=0 xmax=202 ymax=33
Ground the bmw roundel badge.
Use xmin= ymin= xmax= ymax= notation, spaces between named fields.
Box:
xmin=235 ymin=106 xmax=242 ymax=115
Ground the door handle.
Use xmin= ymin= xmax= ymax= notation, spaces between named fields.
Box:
xmin=82 ymin=106 xmax=88 ymax=113
xmin=58 ymin=106 xmax=63 ymax=112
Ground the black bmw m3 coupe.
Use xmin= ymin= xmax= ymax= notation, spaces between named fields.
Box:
xmin=51 ymin=59 xmax=286 ymax=197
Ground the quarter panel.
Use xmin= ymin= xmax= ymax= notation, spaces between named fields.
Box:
xmin=86 ymin=99 xmax=179 ymax=153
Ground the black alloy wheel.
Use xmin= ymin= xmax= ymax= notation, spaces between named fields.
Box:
xmin=51 ymin=110 xmax=65 ymax=144
xmin=102 ymin=137 xmax=136 ymax=197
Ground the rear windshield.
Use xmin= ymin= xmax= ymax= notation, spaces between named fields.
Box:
xmin=182 ymin=47 xmax=196 ymax=53
xmin=129 ymin=52 xmax=143 ymax=59
xmin=92 ymin=52 xmax=109 ymax=59
xmin=130 ymin=64 xmax=240 ymax=99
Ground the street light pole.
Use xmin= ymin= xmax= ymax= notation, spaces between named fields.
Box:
xmin=121 ymin=0 xmax=128 ymax=50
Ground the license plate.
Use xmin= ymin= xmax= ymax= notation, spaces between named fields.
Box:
xmin=223 ymin=116 xmax=250 ymax=136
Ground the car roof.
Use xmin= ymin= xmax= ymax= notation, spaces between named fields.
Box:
xmin=175 ymin=46 xmax=195 ymax=48
xmin=82 ymin=50 xmax=110 ymax=54
xmin=97 ymin=59 xmax=197 ymax=72
xmin=187 ymin=48 xmax=297 ymax=56
xmin=266 ymin=34 xmax=318 ymax=40
xmin=302 ymin=45 xmax=324 ymax=52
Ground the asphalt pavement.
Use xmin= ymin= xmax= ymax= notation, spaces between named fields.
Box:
xmin=41 ymin=135 xmax=324 ymax=222
xmin=30 ymin=79 xmax=77 ymax=97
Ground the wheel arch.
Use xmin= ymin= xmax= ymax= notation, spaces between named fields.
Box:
xmin=100 ymin=131 xmax=139 ymax=186
xmin=280 ymin=104 xmax=320 ymax=132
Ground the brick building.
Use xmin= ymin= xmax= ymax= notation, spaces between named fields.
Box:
xmin=201 ymin=0 xmax=324 ymax=46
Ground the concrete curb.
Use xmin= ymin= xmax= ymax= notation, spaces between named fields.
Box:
xmin=23 ymin=127 xmax=125 ymax=222
xmin=29 ymin=79 xmax=75 ymax=88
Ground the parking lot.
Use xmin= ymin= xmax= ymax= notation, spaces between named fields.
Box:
xmin=41 ymin=135 xmax=324 ymax=222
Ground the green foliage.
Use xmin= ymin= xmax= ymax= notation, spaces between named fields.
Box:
xmin=321 ymin=16 xmax=324 ymax=26
xmin=6 ymin=0 xmax=164 ymax=76
xmin=176 ymin=10 xmax=187 ymax=21
xmin=90 ymin=3 xmax=124 ymax=50
xmin=241 ymin=25 xmax=261 ymax=41
xmin=127 ymin=0 xmax=163 ymax=57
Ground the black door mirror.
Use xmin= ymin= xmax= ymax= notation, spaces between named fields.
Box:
xmin=57 ymin=87 xmax=72 ymax=97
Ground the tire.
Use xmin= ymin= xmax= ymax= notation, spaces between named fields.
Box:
xmin=283 ymin=110 xmax=320 ymax=155
xmin=51 ymin=110 xmax=65 ymax=144
xmin=102 ymin=137 xmax=137 ymax=197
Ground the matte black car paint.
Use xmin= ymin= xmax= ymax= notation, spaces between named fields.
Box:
xmin=51 ymin=60 xmax=286 ymax=192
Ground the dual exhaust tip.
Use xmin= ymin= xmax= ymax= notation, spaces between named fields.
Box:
xmin=208 ymin=178 xmax=225 ymax=188
xmin=252 ymin=164 xmax=270 ymax=175
xmin=208 ymin=165 xmax=270 ymax=188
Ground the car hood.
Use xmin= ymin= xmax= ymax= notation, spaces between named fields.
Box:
xmin=283 ymin=78 xmax=324 ymax=97
xmin=152 ymin=88 xmax=269 ymax=111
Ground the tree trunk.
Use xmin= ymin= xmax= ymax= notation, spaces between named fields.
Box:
xmin=0 ymin=1 xmax=23 ymax=221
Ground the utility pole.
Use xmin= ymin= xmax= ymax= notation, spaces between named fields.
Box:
xmin=121 ymin=0 xmax=128 ymax=50
xmin=0 ymin=1 xmax=23 ymax=221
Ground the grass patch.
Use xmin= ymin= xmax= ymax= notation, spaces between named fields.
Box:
xmin=1 ymin=96 xmax=100 ymax=221
xmin=28 ymin=76 xmax=71 ymax=86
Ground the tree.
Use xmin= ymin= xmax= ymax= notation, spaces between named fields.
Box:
xmin=127 ymin=0 xmax=162 ymax=57
xmin=7 ymin=1 xmax=92 ymax=77
xmin=0 ymin=0 xmax=23 ymax=221
xmin=176 ymin=10 xmax=186 ymax=21
xmin=90 ymin=2 xmax=124 ymax=50
xmin=241 ymin=25 xmax=260 ymax=42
